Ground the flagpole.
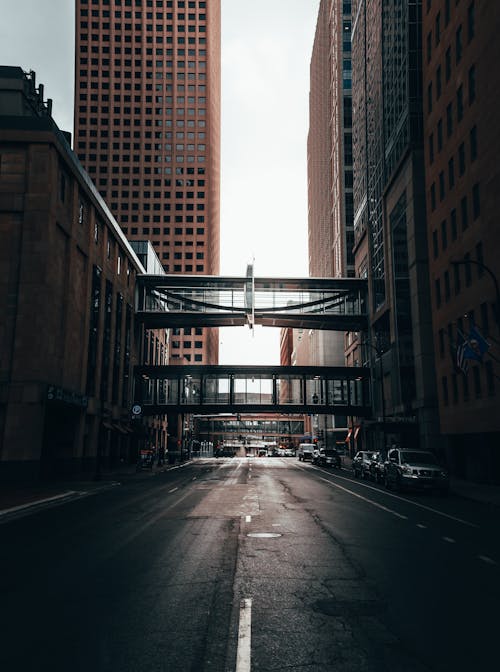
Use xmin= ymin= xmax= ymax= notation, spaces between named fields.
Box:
xmin=451 ymin=259 xmax=500 ymax=335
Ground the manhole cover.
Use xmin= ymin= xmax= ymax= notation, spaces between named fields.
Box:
xmin=246 ymin=532 xmax=282 ymax=538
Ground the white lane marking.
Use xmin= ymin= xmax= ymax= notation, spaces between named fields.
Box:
xmin=304 ymin=465 xmax=478 ymax=528
xmin=0 ymin=491 xmax=80 ymax=516
xmin=478 ymin=555 xmax=497 ymax=566
xmin=317 ymin=477 xmax=408 ymax=520
xmin=443 ymin=536 xmax=456 ymax=543
xmin=168 ymin=487 xmax=178 ymax=493
xmin=417 ymin=524 xmax=427 ymax=529
xmin=235 ymin=598 xmax=252 ymax=672
xmin=245 ymin=515 xmax=251 ymax=523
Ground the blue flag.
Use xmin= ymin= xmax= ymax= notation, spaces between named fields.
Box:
xmin=464 ymin=325 xmax=490 ymax=362
xmin=456 ymin=331 xmax=469 ymax=374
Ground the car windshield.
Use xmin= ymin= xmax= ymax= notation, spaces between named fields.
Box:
xmin=401 ymin=451 xmax=437 ymax=465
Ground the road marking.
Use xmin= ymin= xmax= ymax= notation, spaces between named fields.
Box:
xmin=0 ymin=491 xmax=81 ymax=517
xmin=168 ymin=487 xmax=178 ymax=493
xmin=317 ymin=477 xmax=408 ymax=520
xmin=245 ymin=515 xmax=251 ymax=523
xmin=478 ymin=555 xmax=497 ymax=566
xmin=306 ymin=465 xmax=478 ymax=528
xmin=443 ymin=536 xmax=456 ymax=543
xmin=417 ymin=523 xmax=427 ymax=529
xmin=235 ymin=598 xmax=252 ymax=672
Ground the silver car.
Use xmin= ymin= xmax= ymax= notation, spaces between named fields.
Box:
xmin=384 ymin=449 xmax=449 ymax=494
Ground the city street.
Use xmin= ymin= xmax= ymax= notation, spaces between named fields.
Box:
xmin=1 ymin=457 xmax=498 ymax=672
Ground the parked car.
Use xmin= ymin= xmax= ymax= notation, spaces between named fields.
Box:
xmin=369 ymin=451 xmax=386 ymax=483
xmin=352 ymin=451 xmax=374 ymax=479
xmin=384 ymin=448 xmax=449 ymax=494
xmin=313 ymin=448 xmax=342 ymax=469
xmin=297 ymin=443 xmax=314 ymax=462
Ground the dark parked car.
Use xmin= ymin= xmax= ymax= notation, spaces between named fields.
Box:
xmin=352 ymin=451 xmax=374 ymax=479
xmin=313 ymin=448 xmax=341 ymax=468
xmin=384 ymin=448 xmax=449 ymax=493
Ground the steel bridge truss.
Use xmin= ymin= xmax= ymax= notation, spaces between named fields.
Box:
xmin=136 ymin=274 xmax=367 ymax=331
xmin=134 ymin=365 xmax=371 ymax=416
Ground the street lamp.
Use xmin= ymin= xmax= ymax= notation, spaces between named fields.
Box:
xmin=450 ymin=258 xmax=500 ymax=335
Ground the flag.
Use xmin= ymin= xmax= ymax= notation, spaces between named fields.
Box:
xmin=456 ymin=331 xmax=469 ymax=374
xmin=464 ymin=324 xmax=490 ymax=362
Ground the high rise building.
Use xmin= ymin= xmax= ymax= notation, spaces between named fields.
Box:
xmin=422 ymin=1 xmax=500 ymax=480
xmin=74 ymin=0 xmax=221 ymax=365
xmin=350 ymin=0 xmax=439 ymax=453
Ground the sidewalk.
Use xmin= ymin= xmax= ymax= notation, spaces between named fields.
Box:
xmin=0 ymin=461 xmax=185 ymax=523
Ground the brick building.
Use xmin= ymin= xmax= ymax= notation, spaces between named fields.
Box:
xmin=0 ymin=66 xmax=167 ymax=479
xmin=423 ymin=0 xmax=500 ymax=480
xmin=73 ymin=0 xmax=221 ymax=366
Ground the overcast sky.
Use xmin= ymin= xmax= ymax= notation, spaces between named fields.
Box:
xmin=0 ymin=0 xmax=320 ymax=364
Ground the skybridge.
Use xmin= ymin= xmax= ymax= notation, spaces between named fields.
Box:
xmin=136 ymin=272 xmax=367 ymax=331
xmin=134 ymin=365 xmax=371 ymax=417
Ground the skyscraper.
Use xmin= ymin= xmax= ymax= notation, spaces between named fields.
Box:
xmin=422 ymin=0 xmax=500 ymax=480
xmin=74 ymin=0 xmax=220 ymax=365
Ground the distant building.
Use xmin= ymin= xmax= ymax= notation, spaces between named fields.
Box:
xmin=422 ymin=1 xmax=500 ymax=480
xmin=73 ymin=0 xmax=221 ymax=365
xmin=0 ymin=66 xmax=167 ymax=478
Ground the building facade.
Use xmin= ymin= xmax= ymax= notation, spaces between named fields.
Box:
xmin=74 ymin=0 xmax=221 ymax=365
xmin=0 ymin=66 xmax=167 ymax=478
xmin=422 ymin=0 xmax=500 ymax=481
xmin=351 ymin=0 xmax=439 ymax=454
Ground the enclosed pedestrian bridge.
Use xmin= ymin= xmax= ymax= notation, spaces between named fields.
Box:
xmin=134 ymin=272 xmax=370 ymax=417
xmin=136 ymin=273 xmax=367 ymax=331
xmin=135 ymin=365 xmax=371 ymax=416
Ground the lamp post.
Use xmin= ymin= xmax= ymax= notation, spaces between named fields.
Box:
xmin=450 ymin=258 xmax=500 ymax=335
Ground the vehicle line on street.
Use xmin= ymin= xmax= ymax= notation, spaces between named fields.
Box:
xmin=308 ymin=464 xmax=478 ymax=528
xmin=168 ymin=487 xmax=179 ymax=493
xmin=235 ymin=598 xmax=252 ymax=672
xmin=478 ymin=555 xmax=497 ymax=566
xmin=315 ymin=475 xmax=409 ymax=520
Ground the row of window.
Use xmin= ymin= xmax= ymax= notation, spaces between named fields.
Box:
xmin=80 ymin=35 xmax=207 ymax=46
xmin=106 ymin=190 xmax=205 ymax=198
xmin=81 ymin=0 xmax=206 ymax=8
xmin=122 ymin=226 xmax=204 ymax=236
xmin=80 ymin=22 xmax=206 ymax=33
xmin=81 ymin=11 xmax=206 ymax=20
xmin=118 ymin=213 xmax=204 ymax=223
xmin=434 ymin=241 xmax=485 ymax=308
xmin=171 ymin=353 xmax=203 ymax=362
xmin=163 ymin=263 xmax=204 ymax=272
xmin=441 ymin=360 xmax=495 ymax=406
xmin=429 ymin=146 xmax=478 ymax=212
xmin=428 ymin=64 xmax=475 ymax=119
xmin=426 ymin=2 xmax=475 ymax=64
xmin=80 ymin=51 xmax=206 ymax=63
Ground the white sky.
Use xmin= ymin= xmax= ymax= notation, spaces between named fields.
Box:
xmin=0 ymin=0 xmax=320 ymax=365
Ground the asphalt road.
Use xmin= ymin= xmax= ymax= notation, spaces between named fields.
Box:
xmin=0 ymin=458 xmax=498 ymax=671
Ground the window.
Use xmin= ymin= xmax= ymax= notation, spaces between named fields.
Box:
xmin=448 ymin=157 xmax=455 ymax=189
xmin=472 ymin=183 xmax=480 ymax=219
xmin=428 ymin=134 xmax=434 ymax=163
xmin=436 ymin=65 xmax=442 ymax=99
xmin=426 ymin=31 xmax=432 ymax=63
xmin=453 ymin=260 xmax=461 ymax=294
xmin=461 ymin=196 xmax=468 ymax=230
xmin=470 ymin=125 xmax=477 ymax=161
xmin=427 ymin=82 xmax=433 ymax=114
xmin=456 ymin=25 xmax=463 ymax=63
xmin=468 ymin=65 xmax=476 ymax=104
xmin=435 ymin=12 xmax=441 ymax=45
xmin=430 ymin=183 xmax=436 ymax=211
xmin=464 ymin=252 xmax=472 ymax=286
xmin=432 ymin=230 xmax=439 ymax=258
xmin=441 ymin=219 xmax=448 ymax=250
xmin=446 ymin=103 xmax=453 ymax=137
xmin=457 ymin=85 xmax=464 ymax=121
xmin=445 ymin=47 xmax=452 ymax=82
xmin=442 ymin=376 xmax=449 ymax=405
xmin=435 ymin=278 xmax=442 ymax=307
xmin=458 ymin=142 xmax=465 ymax=175
xmin=450 ymin=208 xmax=457 ymax=240
xmin=437 ymin=119 xmax=443 ymax=151
xmin=439 ymin=171 xmax=445 ymax=201
xmin=468 ymin=2 xmax=475 ymax=42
